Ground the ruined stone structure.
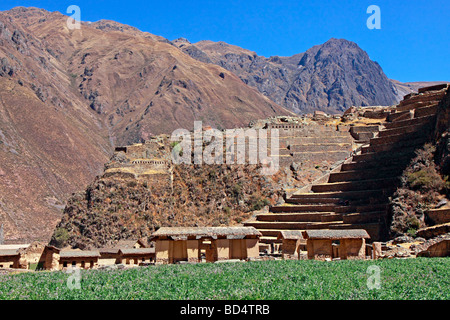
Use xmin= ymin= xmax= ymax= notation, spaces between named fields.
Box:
xmin=266 ymin=123 xmax=354 ymax=167
xmin=105 ymin=137 xmax=173 ymax=184
xmin=151 ymin=227 xmax=261 ymax=264
xmin=303 ymin=229 xmax=370 ymax=260
xmin=245 ymin=84 xmax=450 ymax=244
xmin=277 ymin=230 xmax=306 ymax=259
xmin=417 ymin=239 xmax=450 ymax=257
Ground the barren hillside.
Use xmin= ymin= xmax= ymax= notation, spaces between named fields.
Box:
xmin=0 ymin=7 xmax=289 ymax=242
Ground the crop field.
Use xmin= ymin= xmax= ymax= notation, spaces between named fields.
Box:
xmin=0 ymin=258 xmax=448 ymax=300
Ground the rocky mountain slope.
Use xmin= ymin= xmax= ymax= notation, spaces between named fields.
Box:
xmin=174 ymin=38 xmax=400 ymax=114
xmin=0 ymin=7 xmax=288 ymax=242
xmin=0 ymin=9 xmax=112 ymax=242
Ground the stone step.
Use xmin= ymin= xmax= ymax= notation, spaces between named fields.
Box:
xmin=341 ymin=156 xmax=412 ymax=171
xmin=256 ymin=212 xmax=331 ymax=222
xmin=414 ymin=104 xmax=439 ymax=118
xmin=311 ymin=177 xmax=399 ymax=193
xmin=292 ymin=189 xmax=395 ymax=200
xmin=284 ymin=137 xmax=352 ymax=144
xmin=285 ymin=197 xmax=342 ymax=205
xmin=289 ymin=144 xmax=352 ymax=153
xmin=399 ymin=90 xmax=446 ymax=108
xmin=369 ymin=129 xmax=426 ymax=146
xmin=416 ymin=222 xmax=450 ymax=239
xmin=387 ymin=110 xmax=413 ymax=122
xmin=290 ymin=151 xmax=352 ymax=162
xmin=361 ymin=136 xmax=428 ymax=154
xmin=328 ymin=167 xmax=403 ymax=183
xmin=335 ymin=203 xmax=388 ymax=214
xmin=270 ymin=204 xmax=336 ymax=213
xmin=426 ymin=208 xmax=450 ymax=225
xmin=378 ymin=121 xmax=434 ymax=138
xmin=243 ymin=221 xmax=341 ymax=230
xmin=352 ymin=147 xmax=417 ymax=163
xmin=289 ymin=196 xmax=388 ymax=208
xmin=396 ymin=101 xmax=439 ymax=113
xmin=350 ymin=125 xmax=381 ymax=134
xmin=342 ymin=211 xmax=388 ymax=224
xmin=383 ymin=115 xmax=436 ymax=130
xmin=320 ymin=213 xmax=344 ymax=222
xmin=418 ymin=84 xmax=448 ymax=94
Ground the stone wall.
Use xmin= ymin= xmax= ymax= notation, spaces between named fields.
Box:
xmin=306 ymin=239 xmax=333 ymax=260
xmin=418 ymin=239 xmax=450 ymax=257
xmin=0 ymin=256 xmax=19 ymax=268
xmin=59 ymin=257 xmax=98 ymax=270
xmin=339 ymin=239 xmax=366 ymax=260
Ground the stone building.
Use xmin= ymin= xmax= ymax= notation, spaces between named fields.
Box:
xmin=0 ymin=243 xmax=60 ymax=270
xmin=0 ymin=249 xmax=20 ymax=269
xmin=17 ymin=242 xmax=60 ymax=270
xmin=98 ymin=248 xmax=121 ymax=266
xmin=150 ymin=227 xmax=262 ymax=264
xmin=303 ymin=229 xmax=370 ymax=260
xmin=98 ymin=238 xmax=149 ymax=266
xmin=59 ymin=250 xmax=100 ymax=270
xmin=277 ymin=231 xmax=306 ymax=259
xmin=118 ymin=248 xmax=155 ymax=265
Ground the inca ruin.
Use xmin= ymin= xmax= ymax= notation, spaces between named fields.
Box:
xmin=0 ymin=3 xmax=448 ymax=305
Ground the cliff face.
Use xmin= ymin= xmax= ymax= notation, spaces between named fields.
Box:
xmin=176 ymin=38 xmax=399 ymax=114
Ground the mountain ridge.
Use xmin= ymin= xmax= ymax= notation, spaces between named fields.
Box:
xmin=175 ymin=37 xmax=408 ymax=114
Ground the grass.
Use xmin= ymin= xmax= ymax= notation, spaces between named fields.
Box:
xmin=0 ymin=258 xmax=449 ymax=300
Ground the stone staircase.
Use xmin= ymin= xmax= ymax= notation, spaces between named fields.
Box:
xmin=245 ymin=84 xmax=449 ymax=245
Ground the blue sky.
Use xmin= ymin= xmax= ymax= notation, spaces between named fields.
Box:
xmin=1 ymin=0 xmax=449 ymax=82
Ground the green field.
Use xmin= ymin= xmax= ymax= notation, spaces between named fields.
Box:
xmin=0 ymin=258 xmax=448 ymax=300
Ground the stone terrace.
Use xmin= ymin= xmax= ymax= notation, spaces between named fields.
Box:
xmin=245 ymin=84 xmax=450 ymax=245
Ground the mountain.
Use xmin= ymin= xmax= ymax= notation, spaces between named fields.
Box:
xmin=0 ymin=7 xmax=289 ymax=242
xmin=174 ymin=38 xmax=432 ymax=114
